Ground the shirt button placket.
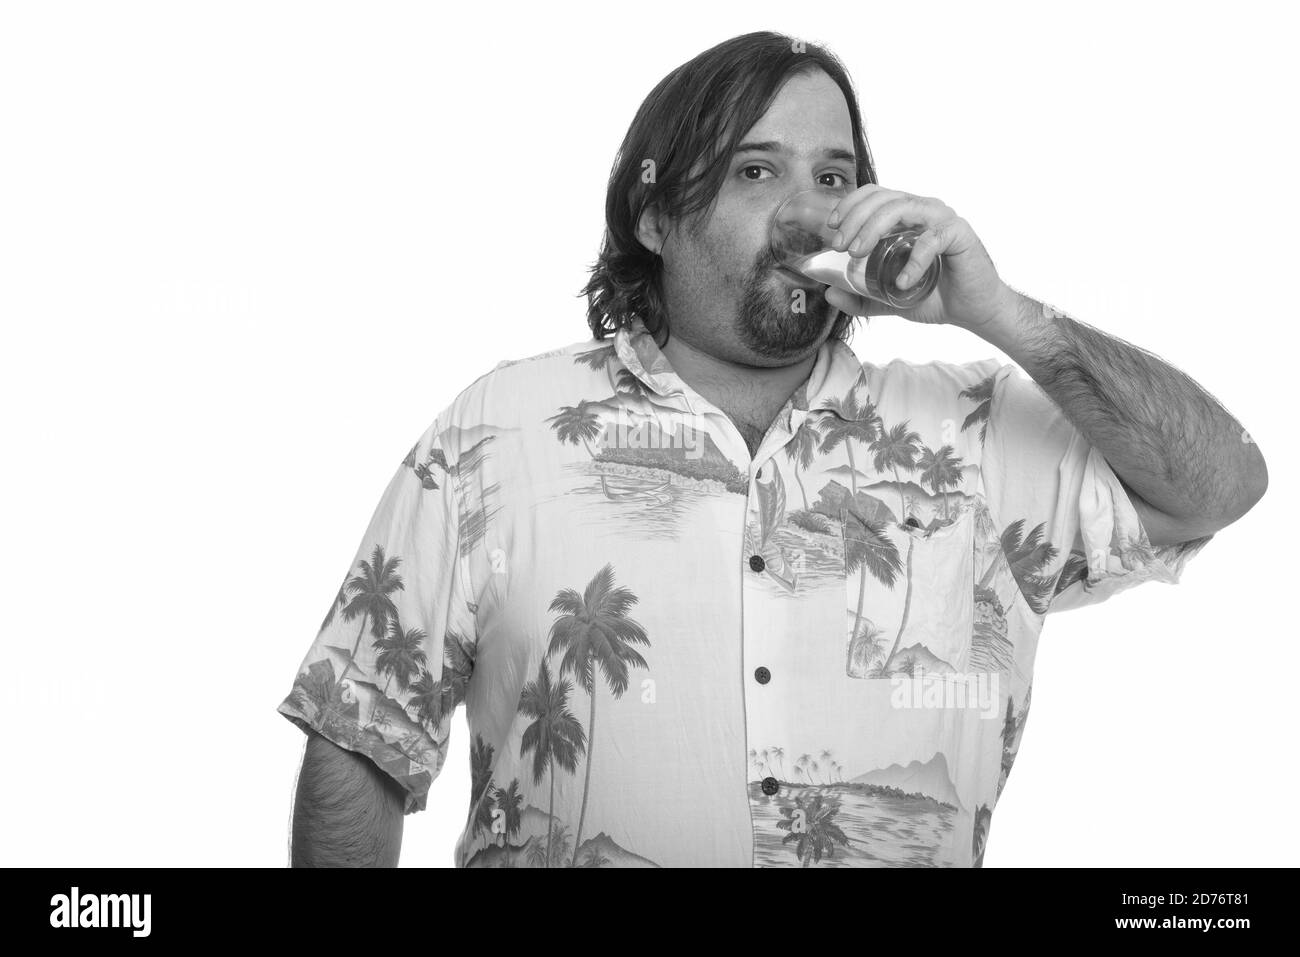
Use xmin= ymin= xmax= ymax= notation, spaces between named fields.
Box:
xmin=745 ymin=453 xmax=784 ymax=844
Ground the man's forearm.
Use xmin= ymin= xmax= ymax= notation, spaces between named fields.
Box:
xmin=291 ymin=731 xmax=404 ymax=867
xmin=975 ymin=287 xmax=1267 ymax=534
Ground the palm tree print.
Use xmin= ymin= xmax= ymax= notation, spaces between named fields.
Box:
xmin=613 ymin=367 xmax=652 ymax=398
xmin=545 ymin=824 xmax=573 ymax=867
xmin=866 ymin=417 xmax=927 ymax=677
xmin=1054 ymin=550 xmax=1090 ymax=598
xmin=959 ymin=374 xmax=996 ymax=444
xmin=492 ymin=778 xmax=524 ymax=845
xmin=406 ymin=630 xmax=474 ymax=732
xmin=573 ymin=343 xmax=616 ymax=372
xmin=518 ymin=658 xmax=586 ymax=867
xmin=994 ymin=519 xmax=1059 ymax=614
xmin=842 ymin=510 xmax=902 ymax=671
xmin=546 ymin=401 xmax=604 ymax=457
xmin=819 ymin=749 xmax=835 ymax=784
xmin=816 ymin=388 xmax=882 ymax=496
xmin=846 ymin=620 xmax=890 ymax=678
xmin=769 ymin=746 xmax=786 ymax=781
xmin=917 ymin=444 xmax=964 ymax=520
xmin=367 ymin=617 xmax=427 ymax=725
xmin=870 ymin=420 xmax=923 ymax=521
xmin=794 ymin=754 xmax=819 ymax=785
xmin=784 ymin=420 xmax=820 ymax=510
xmin=525 ymin=840 xmax=548 ymax=868
xmin=338 ymin=544 xmax=404 ymax=686
xmin=546 ymin=563 xmax=650 ymax=867
xmin=469 ymin=734 xmax=496 ymax=838
xmin=777 ymin=792 xmax=851 ymax=866
xmin=819 ymin=390 xmax=918 ymax=678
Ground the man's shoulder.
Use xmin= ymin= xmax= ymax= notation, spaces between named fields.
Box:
xmin=863 ymin=353 xmax=1011 ymax=399
xmin=430 ymin=334 xmax=618 ymax=453
xmin=477 ymin=334 xmax=620 ymax=393
xmin=496 ymin=337 xmax=619 ymax=371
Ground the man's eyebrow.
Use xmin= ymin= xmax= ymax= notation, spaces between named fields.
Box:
xmin=733 ymin=140 xmax=856 ymax=164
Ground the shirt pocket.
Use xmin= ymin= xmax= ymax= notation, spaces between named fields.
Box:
xmin=840 ymin=506 xmax=977 ymax=679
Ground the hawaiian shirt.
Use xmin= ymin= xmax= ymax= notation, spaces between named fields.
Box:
xmin=276 ymin=314 xmax=1213 ymax=867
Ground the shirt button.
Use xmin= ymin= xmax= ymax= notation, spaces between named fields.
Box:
xmin=754 ymin=666 xmax=771 ymax=684
xmin=748 ymin=554 xmax=765 ymax=572
xmin=761 ymin=776 xmax=780 ymax=796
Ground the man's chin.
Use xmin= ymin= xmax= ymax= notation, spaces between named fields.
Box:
xmin=743 ymin=302 xmax=833 ymax=358
xmin=771 ymin=282 xmax=832 ymax=329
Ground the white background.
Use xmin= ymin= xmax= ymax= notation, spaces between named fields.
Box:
xmin=2 ymin=0 xmax=1295 ymax=867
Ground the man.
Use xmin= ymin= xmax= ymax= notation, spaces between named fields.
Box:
xmin=276 ymin=31 xmax=1266 ymax=868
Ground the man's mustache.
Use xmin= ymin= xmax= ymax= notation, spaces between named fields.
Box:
xmin=761 ymin=253 xmax=822 ymax=291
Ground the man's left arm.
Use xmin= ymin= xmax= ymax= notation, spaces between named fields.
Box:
xmin=974 ymin=286 xmax=1268 ymax=546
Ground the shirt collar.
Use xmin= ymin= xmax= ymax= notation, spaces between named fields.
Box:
xmin=612 ymin=315 xmax=873 ymax=422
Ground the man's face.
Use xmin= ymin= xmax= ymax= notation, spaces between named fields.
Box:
xmin=657 ymin=69 xmax=857 ymax=365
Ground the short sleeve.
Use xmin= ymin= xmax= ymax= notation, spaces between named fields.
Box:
xmin=276 ymin=415 xmax=477 ymax=814
xmin=981 ymin=363 xmax=1214 ymax=615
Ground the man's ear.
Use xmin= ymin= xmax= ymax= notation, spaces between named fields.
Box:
xmin=635 ymin=202 xmax=669 ymax=256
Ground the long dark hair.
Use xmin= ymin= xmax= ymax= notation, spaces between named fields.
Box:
xmin=580 ymin=31 xmax=878 ymax=344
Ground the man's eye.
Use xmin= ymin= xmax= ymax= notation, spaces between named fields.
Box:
xmin=739 ymin=165 xmax=773 ymax=181
xmin=819 ymin=172 xmax=850 ymax=189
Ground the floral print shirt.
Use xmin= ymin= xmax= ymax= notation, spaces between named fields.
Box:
xmin=276 ymin=315 xmax=1213 ymax=868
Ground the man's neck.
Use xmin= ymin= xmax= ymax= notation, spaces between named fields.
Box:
xmin=658 ymin=331 xmax=818 ymax=460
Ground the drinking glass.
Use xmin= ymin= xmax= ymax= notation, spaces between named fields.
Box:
xmin=768 ymin=187 xmax=941 ymax=309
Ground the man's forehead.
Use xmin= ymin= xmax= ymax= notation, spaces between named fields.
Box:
xmin=732 ymin=138 xmax=856 ymax=164
xmin=740 ymin=85 xmax=854 ymax=159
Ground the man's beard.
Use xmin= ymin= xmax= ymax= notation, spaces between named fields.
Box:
xmin=735 ymin=247 xmax=833 ymax=358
